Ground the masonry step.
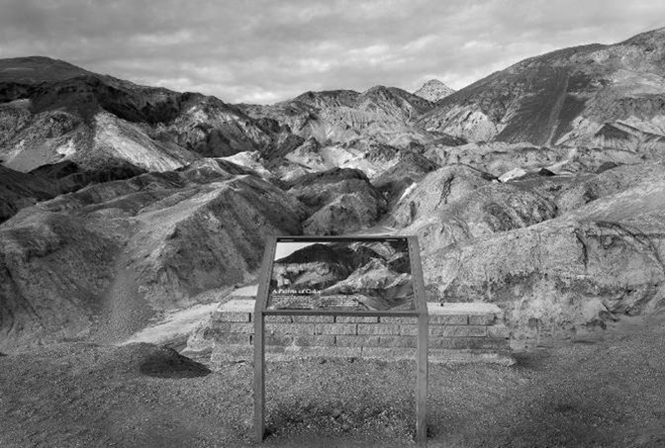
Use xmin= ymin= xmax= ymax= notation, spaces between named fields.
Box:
xmin=187 ymin=299 xmax=513 ymax=365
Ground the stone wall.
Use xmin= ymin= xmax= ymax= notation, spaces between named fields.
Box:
xmin=194 ymin=299 xmax=513 ymax=365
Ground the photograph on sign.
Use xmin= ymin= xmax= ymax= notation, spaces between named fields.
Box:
xmin=266 ymin=237 xmax=415 ymax=311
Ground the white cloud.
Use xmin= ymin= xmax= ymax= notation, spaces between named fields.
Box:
xmin=0 ymin=0 xmax=664 ymax=103
xmin=130 ymin=29 xmax=196 ymax=47
xmin=403 ymin=34 xmax=439 ymax=53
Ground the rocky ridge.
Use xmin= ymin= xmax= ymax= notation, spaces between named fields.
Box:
xmin=411 ymin=161 xmax=665 ymax=336
xmin=0 ymin=160 xmax=305 ymax=351
xmin=239 ymin=86 xmax=444 ymax=150
xmin=419 ymin=27 xmax=665 ymax=149
xmin=413 ymin=79 xmax=455 ymax=102
xmin=3 ymin=28 xmax=665 ymax=350
xmin=285 ymin=168 xmax=387 ymax=235
xmin=0 ymin=57 xmax=301 ymax=174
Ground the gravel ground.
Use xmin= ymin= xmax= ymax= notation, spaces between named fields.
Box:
xmin=1 ymin=313 xmax=664 ymax=447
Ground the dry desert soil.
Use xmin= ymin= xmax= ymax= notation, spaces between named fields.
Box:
xmin=1 ymin=313 xmax=665 ymax=447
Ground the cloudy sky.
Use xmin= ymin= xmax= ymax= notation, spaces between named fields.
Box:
xmin=1 ymin=0 xmax=664 ymax=104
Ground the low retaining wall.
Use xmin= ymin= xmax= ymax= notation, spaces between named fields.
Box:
xmin=194 ymin=299 xmax=513 ymax=365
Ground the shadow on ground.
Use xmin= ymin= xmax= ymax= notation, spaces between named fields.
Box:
xmin=139 ymin=346 xmax=211 ymax=379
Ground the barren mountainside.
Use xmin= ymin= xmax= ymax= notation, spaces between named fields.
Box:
xmin=0 ymin=57 xmax=301 ymax=173
xmin=239 ymin=85 xmax=443 ymax=150
xmin=419 ymin=27 xmax=665 ymax=149
xmin=1 ymin=27 xmax=665 ymax=351
xmin=0 ymin=160 xmax=306 ymax=351
xmin=413 ymin=79 xmax=455 ymax=102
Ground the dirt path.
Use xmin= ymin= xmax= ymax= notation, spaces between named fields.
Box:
xmin=92 ymin=255 xmax=155 ymax=344
xmin=121 ymin=301 xmax=220 ymax=348
xmin=1 ymin=313 xmax=664 ymax=447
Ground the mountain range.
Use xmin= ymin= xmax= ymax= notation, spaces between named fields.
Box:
xmin=2 ymin=27 xmax=665 ymax=350
xmin=420 ymin=28 xmax=665 ymax=148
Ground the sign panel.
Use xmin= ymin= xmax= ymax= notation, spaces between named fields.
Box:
xmin=254 ymin=235 xmax=428 ymax=445
xmin=267 ymin=237 xmax=415 ymax=312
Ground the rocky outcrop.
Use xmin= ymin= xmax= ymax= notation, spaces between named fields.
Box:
xmin=0 ymin=57 xmax=300 ymax=174
xmin=413 ymin=79 xmax=455 ymax=102
xmin=424 ymin=141 xmax=646 ymax=178
xmin=421 ymin=162 xmax=665 ymax=336
xmin=0 ymin=161 xmax=147 ymax=223
xmin=4 ymin=27 xmax=665 ymax=348
xmin=280 ymin=139 xmax=413 ymax=181
xmin=0 ymin=165 xmax=61 ymax=223
xmin=419 ymin=27 xmax=665 ymax=147
xmin=30 ymin=160 xmax=146 ymax=194
xmin=390 ymin=166 xmax=557 ymax=253
xmin=0 ymin=160 xmax=306 ymax=351
xmin=372 ymin=157 xmax=665 ymax=336
xmin=219 ymin=151 xmax=275 ymax=180
xmin=286 ymin=168 xmax=387 ymax=235
xmin=372 ymin=151 xmax=440 ymax=206
xmin=161 ymin=94 xmax=302 ymax=159
xmin=387 ymin=164 xmax=496 ymax=228
xmin=302 ymin=191 xmax=386 ymax=236
xmin=240 ymin=86 xmax=440 ymax=150
xmin=551 ymin=161 xmax=665 ymax=213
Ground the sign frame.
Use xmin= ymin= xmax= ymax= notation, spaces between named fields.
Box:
xmin=253 ymin=235 xmax=428 ymax=445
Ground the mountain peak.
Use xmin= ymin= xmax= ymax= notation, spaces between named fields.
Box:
xmin=413 ymin=79 xmax=454 ymax=102
xmin=0 ymin=56 xmax=91 ymax=82
xmin=619 ymin=25 xmax=665 ymax=47
xmin=364 ymin=85 xmax=389 ymax=93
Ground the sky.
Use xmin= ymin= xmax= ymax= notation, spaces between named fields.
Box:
xmin=274 ymin=242 xmax=317 ymax=261
xmin=1 ymin=0 xmax=664 ymax=104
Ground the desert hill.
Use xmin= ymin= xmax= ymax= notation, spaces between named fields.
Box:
xmin=419 ymin=27 xmax=665 ymax=149
xmin=0 ymin=164 xmax=61 ymax=222
xmin=413 ymin=79 xmax=455 ymax=102
xmin=386 ymin=160 xmax=665 ymax=334
xmin=0 ymin=160 xmax=305 ymax=351
xmin=0 ymin=56 xmax=301 ymax=174
xmin=1 ymin=27 xmax=665 ymax=350
xmin=239 ymin=85 xmax=441 ymax=150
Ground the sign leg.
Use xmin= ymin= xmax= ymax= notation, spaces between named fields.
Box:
xmin=254 ymin=312 xmax=265 ymax=442
xmin=416 ymin=313 xmax=428 ymax=445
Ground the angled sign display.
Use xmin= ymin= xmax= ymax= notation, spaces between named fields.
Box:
xmin=254 ymin=235 xmax=428 ymax=445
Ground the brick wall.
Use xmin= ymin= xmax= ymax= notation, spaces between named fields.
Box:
xmin=200 ymin=299 xmax=513 ymax=365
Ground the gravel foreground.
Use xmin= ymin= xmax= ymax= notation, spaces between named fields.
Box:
xmin=1 ymin=314 xmax=665 ymax=448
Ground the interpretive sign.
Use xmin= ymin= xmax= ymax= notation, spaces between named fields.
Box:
xmin=267 ymin=237 xmax=415 ymax=311
xmin=254 ymin=235 xmax=428 ymax=445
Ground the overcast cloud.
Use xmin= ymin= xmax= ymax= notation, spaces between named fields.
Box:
xmin=1 ymin=0 xmax=664 ymax=103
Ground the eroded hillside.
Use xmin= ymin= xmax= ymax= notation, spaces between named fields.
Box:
xmin=2 ymin=28 xmax=665 ymax=350
xmin=0 ymin=160 xmax=305 ymax=351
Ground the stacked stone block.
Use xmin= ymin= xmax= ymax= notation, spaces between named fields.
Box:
xmin=207 ymin=299 xmax=512 ymax=364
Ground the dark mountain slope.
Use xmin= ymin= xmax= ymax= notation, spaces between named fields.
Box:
xmin=0 ymin=165 xmax=61 ymax=222
xmin=0 ymin=57 xmax=301 ymax=173
xmin=420 ymin=27 xmax=665 ymax=149
xmin=0 ymin=160 xmax=306 ymax=351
